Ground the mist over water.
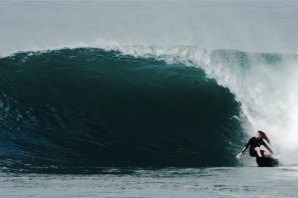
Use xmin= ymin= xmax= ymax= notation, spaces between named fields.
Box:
xmin=1 ymin=0 xmax=298 ymax=168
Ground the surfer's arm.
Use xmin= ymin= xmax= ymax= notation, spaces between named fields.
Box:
xmin=241 ymin=138 xmax=252 ymax=153
xmin=236 ymin=138 xmax=252 ymax=159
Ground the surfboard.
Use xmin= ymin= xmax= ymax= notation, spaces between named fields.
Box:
xmin=256 ymin=157 xmax=279 ymax=167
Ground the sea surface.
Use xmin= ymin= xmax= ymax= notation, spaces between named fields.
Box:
xmin=1 ymin=167 xmax=298 ymax=197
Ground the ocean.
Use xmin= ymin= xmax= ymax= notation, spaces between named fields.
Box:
xmin=1 ymin=167 xmax=298 ymax=197
xmin=1 ymin=0 xmax=298 ymax=197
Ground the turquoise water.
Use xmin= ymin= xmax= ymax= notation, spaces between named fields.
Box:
xmin=0 ymin=48 xmax=244 ymax=171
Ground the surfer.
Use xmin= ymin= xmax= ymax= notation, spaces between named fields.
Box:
xmin=236 ymin=130 xmax=273 ymax=159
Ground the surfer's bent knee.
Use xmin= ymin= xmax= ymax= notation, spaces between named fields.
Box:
xmin=264 ymin=151 xmax=271 ymax=157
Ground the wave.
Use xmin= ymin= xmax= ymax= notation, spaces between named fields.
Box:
xmin=1 ymin=46 xmax=298 ymax=173
xmin=0 ymin=47 xmax=245 ymax=173
xmin=110 ymin=45 xmax=298 ymax=165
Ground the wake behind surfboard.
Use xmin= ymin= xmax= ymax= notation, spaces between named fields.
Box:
xmin=256 ymin=157 xmax=279 ymax=167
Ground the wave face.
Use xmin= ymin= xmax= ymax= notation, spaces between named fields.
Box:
xmin=112 ymin=46 xmax=298 ymax=165
xmin=0 ymin=48 xmax=244 ymax=173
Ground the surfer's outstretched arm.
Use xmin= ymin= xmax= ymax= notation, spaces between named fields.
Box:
xmin=241 ymin=138 xmax=252 ymax=153
xmin=236 ymin=138 xmax=252 ymax=159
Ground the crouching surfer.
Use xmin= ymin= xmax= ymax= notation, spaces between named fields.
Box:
xmin=236 ymin=130 xmax=273 ymax=159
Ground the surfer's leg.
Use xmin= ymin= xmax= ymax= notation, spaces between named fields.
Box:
xmin=254 ymin=147 xmax=262 ymax=157
xmin=263 ymin=150 xmax=272 ymax=157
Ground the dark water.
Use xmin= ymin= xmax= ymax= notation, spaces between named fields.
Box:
xmin=0 ymin=48 xmax=245 ymax=173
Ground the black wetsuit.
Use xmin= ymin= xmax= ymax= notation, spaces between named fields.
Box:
xmin=241 ymin=137 xmax=273 ymax=157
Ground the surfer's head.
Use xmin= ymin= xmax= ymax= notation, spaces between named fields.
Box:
xmin=256 ymin=130 xmax=271 ymax=144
